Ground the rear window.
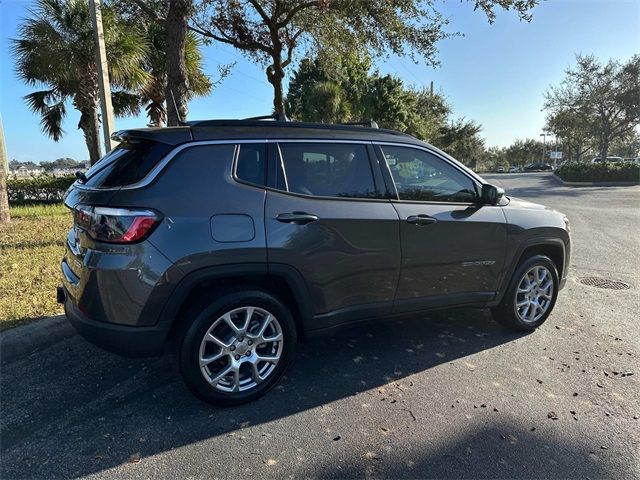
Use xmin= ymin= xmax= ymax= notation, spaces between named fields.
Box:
xmin=82 ymin=140 xmax=173 ymax=188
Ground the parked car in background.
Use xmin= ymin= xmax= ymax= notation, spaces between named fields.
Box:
xmin=497 ymin=166 xmax=505 ymax=173
xmin=592 ymin=157 xmax=624 ymax=164
xmin=59 ymin=118 xmax=571 ymax=405
xmin=509 ymin=166 xmax=519 ymax=173
xmin=524 ymin=163 xmax=554 ymax=171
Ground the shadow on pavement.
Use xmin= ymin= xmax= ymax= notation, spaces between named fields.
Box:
xmin=296 ymin=423 xmax=613 ymax=479
xmin=1 ymin=308 xmax=528 ymax=478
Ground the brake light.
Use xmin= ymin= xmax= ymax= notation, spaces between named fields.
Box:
xmin=73 ymin=205 xmax=161 ymax=243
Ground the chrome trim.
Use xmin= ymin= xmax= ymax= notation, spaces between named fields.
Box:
xmin=72 ymin=137 xmax=472 ymax=193
xmin=92 ymin=206 xmax=157 ymax=217
xmin=74 ymin=138 xmax=377 ymax=192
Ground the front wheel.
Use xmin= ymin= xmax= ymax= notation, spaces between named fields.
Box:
xmin=492 ymin=255 xmax=559 ymax=331
xmin=178 ymin=290 xmax=296 ymax=406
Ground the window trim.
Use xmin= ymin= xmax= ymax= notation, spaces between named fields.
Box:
xmin=71 ymin=138 xmax=485 ymax=200
xmin=231 ymin=143 xmax=269 ymax=189
xmin=374 ymin=142 xmax=483 ymax=205
xmin=266 ymin=140 xmax=388 ymax=202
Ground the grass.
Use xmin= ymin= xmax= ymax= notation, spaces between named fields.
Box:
xmin=0 ymin=203 xmax=71 ymax=330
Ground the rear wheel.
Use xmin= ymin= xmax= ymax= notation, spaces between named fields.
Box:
xmin=178 ymin=290 xmax=296 ymax=405
xmin=492 ymin=255 xmax=559 ymax=331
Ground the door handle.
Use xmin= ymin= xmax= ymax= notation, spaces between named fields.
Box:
xmin=406 ymin=214 xmax=438 ymax=226
xmin=276 ymin=212 xmax=319 ymax=225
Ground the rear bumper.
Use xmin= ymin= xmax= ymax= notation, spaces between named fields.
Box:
xmin=64 ymin=292 xmax=168 ymax=357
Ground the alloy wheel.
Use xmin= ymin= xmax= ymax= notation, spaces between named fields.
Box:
xmin=514 ymin=265 xmax=554 ymax=324
xmin=198 ymin=306 xmax=283 ymax=393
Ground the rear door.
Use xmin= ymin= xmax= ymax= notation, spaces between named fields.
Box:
xmin=375 ymin=143 xmax=507 ymax=313
xmin=265 ymin=141 xmax=401 ymax=331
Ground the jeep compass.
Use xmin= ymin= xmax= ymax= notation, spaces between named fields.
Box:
xmin=59 ymin=119 xmax=571 ymax=405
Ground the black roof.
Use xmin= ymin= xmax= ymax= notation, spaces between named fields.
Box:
xmin=112 ymin=119 xmax=424 ymax=147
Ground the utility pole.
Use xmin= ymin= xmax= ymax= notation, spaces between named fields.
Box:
xmin=540 ymin=132 xmax=550 ymax=164
xmin=0 ymin=114 xmax=10 ymax=225
xmin=89 ymin=0 xmax=116 ymax=153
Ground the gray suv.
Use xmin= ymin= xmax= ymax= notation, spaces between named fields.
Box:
xmin=59 ymin=119 xmax=571 ymax=405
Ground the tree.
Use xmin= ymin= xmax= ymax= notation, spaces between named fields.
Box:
xmin=286 ymin=54 xmax=451 ymax=142
xmin=434 ymin=118 xmax=485 ymax=168
xmin=285 ymin=55 xmax=369 ymax=123
xmin=502 ymin=138 xmax=545 ymax=166
xmin=140 ymin=23 xmax=212 ymax=126
xmin=544 ymin=54 xmax=640 ymax=161
xmin=610 ymin=130 xmax=640 ymax=158
xmin=192 ymin=0 xmax=537 ymax=117
xmin=163 ymin=0 xmax=192 ymax=125
xmin=12 ymin=0 xmax=149 ymax=163
xmin=545 ymin=109 xmax=593 ymax=161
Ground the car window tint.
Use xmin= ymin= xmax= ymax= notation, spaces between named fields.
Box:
xmin=381 ymin=145 xmax=478 ymax=203
xmin=83 ymin=140 xmax=172 ymax=187
xmin=235 ymin=144 xmax=266 ymax=186
xmin=277 ymin=143 xmax=377 ymax=199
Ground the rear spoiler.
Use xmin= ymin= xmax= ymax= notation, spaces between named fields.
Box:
xmin=110 ymin=127 xmax=193 ymax=146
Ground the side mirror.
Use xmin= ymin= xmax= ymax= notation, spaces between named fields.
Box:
xmin=480 ymin=184 xmax=505 ymax=205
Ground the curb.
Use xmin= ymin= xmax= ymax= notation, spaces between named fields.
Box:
xmin=553 ymin=174 xmax=640 ymax=187
xmin=0 ymin=315 xmax=75 ymax=364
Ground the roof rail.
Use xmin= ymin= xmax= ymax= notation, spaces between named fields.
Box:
xmin=243 ymin=113 xmax=289 ymax=122
xmin=185 ymin=118 xmax=414 ymax=137
xmin=339 ymin=121 xmax=379 ymax=129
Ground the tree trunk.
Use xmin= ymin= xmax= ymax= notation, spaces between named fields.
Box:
xmin=78 ymin=105 xmax=102 ymax=165
xmin=145 ymin=74 xmax=167 ymax=127
xmin=165 ymin=0 xmax=190 ymax=126
xmin=0 ymin=116 xmax=10 ymax=226
xmin=599 ymin=139 xmax=609 ymax=161
xmin=267 ymin=61 xmax=286 ymax=117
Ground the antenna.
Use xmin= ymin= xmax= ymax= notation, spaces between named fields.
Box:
xmin=169 ymin=90 xmax=187 ymax=126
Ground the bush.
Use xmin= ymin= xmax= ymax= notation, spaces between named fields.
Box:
xmin=7 ymin=175 xmax=76 ymax=205
xmin=555 ymin=161 xmax=640 ymax=183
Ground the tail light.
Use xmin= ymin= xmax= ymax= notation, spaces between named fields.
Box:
xmin=73 ymin=205 xmax=161 ymax=243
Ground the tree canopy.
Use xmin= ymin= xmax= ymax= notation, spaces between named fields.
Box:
xmin=12 ymin=0 xmax=149 ymax=163
xmin=285 ymin=53 xmax=485 ymax=166
xmin=191 ymin=0 xmax=538 ymax=116
xmin=544 ymin=54 xmax=640 ymax=161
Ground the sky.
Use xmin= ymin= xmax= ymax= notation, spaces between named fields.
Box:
xmin=1 ymin=0 xmax=639 ymax=163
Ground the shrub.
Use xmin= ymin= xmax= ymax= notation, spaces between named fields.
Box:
xmin=7 ymin=175 xmax=76 ymax=205
xmin=555 ymin=161 xmax=640 ymax=183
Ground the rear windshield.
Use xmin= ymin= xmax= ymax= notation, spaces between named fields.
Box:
xmin=82 ymin=140 xmax=173 ymax=188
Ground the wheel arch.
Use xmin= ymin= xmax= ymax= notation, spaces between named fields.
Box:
xmin=158 ymin=263 xmax=314 ymax=346
xmin=492 ymin=237 xmax=567 ymax=306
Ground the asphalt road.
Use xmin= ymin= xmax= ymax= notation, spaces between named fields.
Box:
xmin=2 ymin=173 xmax=639 ymax=479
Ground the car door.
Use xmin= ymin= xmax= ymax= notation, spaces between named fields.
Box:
xmin=374 ymin=143 xmax=507 ymax=313
xmin=265 ymin=141 xmax=401 ymax=331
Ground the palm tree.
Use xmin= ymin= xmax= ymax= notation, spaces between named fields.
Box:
xmin=12 ymin=0 xmax=149 ymax=164
xmin=141 ymin=23 xmax=212 ymax=127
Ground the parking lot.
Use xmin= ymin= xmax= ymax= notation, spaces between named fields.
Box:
xmin=1 ymin=172 xmax=639 ymax=479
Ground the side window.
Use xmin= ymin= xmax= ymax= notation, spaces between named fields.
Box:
xmin=235 ymin=144 xmax=267 ymax=186
xmin=276 ymin=143 xmax=377 ymax=199
xmin=381 ymin=145 xmax=478 ymax=203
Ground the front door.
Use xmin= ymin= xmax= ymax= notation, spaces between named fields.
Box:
xmin=265 ymin=141 xmax=401 ymax=330
xmin=376 ymin=144 xmax=507 ymax=313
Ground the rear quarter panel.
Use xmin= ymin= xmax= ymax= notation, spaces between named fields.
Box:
xmin=109 ymin=143 xmax=268 ymax=271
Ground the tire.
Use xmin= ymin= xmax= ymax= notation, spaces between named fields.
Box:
xmin=177 ymin=289 xmax=296 ymax=406
xmin=491 ymin=255 xmax=559 ymax=331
